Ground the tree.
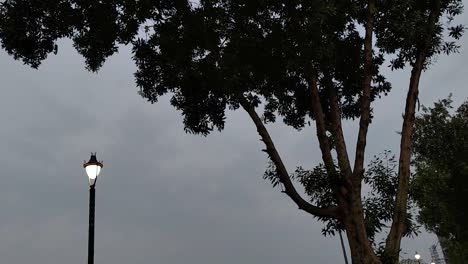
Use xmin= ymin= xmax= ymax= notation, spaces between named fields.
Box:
xmin=412 ymin=97 xmax=468 ymax=264
xmin=0 ymin=1 xmax=464 ymax=263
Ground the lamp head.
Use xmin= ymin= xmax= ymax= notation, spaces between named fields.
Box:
xmin=415 ymin=252 xmax=421 ymax=260
xmin=83 ymin=153 xmax=103 ymax=185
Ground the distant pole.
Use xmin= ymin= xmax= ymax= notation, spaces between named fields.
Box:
xmin=339 ymin=230 xmax=349 ymax=264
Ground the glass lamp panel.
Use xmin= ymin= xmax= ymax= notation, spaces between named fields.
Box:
xmin=86 ymin=164 xmax=101 ymax=179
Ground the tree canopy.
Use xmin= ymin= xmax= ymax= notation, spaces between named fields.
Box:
xmin=0 ymin=1 xmax=464 ymax=263
xmin=2 ymin=0 xmax=462 ymax=134
xmin=413 ymin=97 xmax=468 ymax=263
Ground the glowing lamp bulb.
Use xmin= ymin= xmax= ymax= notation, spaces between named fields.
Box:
xmin=83 ymin=153 xmax=103 ymax=185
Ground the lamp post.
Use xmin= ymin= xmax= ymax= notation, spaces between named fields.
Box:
xmin=415 ymin=252 xmax=421 ymax=264
xmin=83 ymin=153 xmax=103 ymax=264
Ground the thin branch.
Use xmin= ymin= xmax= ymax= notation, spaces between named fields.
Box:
xmin=307 ymin=75 xmax=337 ymax=177
xmin=239 ymin=97 xmax=341 ymax=219
xmin=353 ymin=0 xmax=375 ymax=181
xmin=324 ymin=75 xmax=352 ymax=177
xmin=308 ymin=74 xmax=350 ymax=201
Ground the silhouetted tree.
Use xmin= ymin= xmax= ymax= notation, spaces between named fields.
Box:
xmin=0 ymin=1 xmax=464 ymax=263
xmin=412 ymin=97 xmax=468 ymax=264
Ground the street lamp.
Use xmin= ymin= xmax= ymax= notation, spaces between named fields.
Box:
xmin=83 ymin=153 xmax=103 ymax=264
xmin=415 ymin=252 xmax=421 ymax=264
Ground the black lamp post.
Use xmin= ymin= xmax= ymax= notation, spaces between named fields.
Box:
xmin=83 ymin=153 xmax=103 ymax=264
xmin=415 ymin=252 xmax=421 ymax=264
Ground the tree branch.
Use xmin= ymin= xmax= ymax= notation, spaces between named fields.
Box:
xmin=239 ymin=97 xmax=340 ymax=219
xmin=308 ymin=74 xmax=350 ymax=203
xmin=324 ymin=75 xmax=352 ymax=178
xmin=353 ymin=0 xmax=375 ymax=181
xmin=385 ymin=2 xmax=442 ymax=257
xmin=385 ymin=47 xmax=426 ymax=262
xmin=307 ymin=75 xmax=338 ymax=177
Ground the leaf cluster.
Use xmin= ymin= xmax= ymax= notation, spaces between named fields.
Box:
xmin=265 ymin=150 xmax=419 ymax=242
xmin=363 ymin=151 xmax=419 ymax=244
xmin=374 ymin=0 xmax=465 ymax=70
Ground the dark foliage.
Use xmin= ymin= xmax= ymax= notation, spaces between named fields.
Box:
xmin=1 ymin=0 xmax=462 ymax=135
xmin=412 ymin=97 xmax=468 ymax=263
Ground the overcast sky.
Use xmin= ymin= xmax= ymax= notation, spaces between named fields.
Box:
xmin=0 ymin=14 xmax=467 ymax=264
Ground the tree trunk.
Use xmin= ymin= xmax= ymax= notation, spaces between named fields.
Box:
xmin=343 ymin=191 xmax=381 ymax=264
